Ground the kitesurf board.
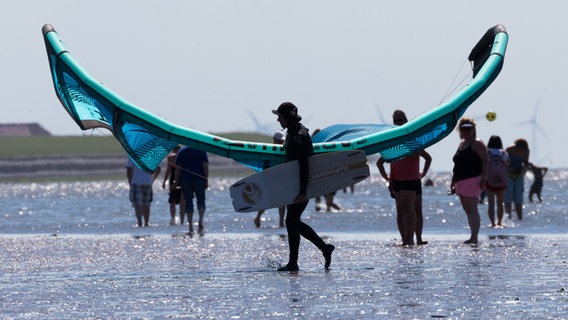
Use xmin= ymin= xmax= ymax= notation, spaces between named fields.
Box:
xmin=230 ymin=150 xmax=370 ymax=212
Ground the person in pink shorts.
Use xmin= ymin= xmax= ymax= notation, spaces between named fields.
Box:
xmin=450 ymin=118 xmax=488 ymax=244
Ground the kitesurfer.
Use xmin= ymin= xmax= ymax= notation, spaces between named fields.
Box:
xmin=272 ymin=102 xmax=335 ymax=271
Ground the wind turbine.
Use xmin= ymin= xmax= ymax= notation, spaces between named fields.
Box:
xmin=516 ymin=97 xmax=548 ymax=160
xmin=374 ymin=102 xmax=388 ymax=124
xmin=247 ymin=108 xmax=324 ymax=135
xmin=247 ymin=110 xmax=277 ymax=135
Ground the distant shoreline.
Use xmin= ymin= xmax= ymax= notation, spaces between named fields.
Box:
xmin=0 ymin=154 xmax=252 ymax=181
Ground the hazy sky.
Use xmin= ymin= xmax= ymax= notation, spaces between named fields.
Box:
xmin=2 ymin=1 xmax=566 ymax=171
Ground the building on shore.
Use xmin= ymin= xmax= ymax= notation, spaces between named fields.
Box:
xmin=0 ymin=123 xmax=51 ymax=137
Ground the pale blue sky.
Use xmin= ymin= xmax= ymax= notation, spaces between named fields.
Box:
xmin=1 ymin=1 xmax=565 ymax=171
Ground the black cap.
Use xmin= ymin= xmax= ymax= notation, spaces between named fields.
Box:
xmin=272 ymin=102 xmax=302 ymax=121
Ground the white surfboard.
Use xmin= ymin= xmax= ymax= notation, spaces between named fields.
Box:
xmin=230 ymin=150 xmax=370 ymax=212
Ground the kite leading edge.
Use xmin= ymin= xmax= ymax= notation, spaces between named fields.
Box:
xmin=42 ymin=24 xmax=508 ymax=172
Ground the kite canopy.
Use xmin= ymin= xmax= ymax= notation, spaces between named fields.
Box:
xmin=42 ymin=24 xmax=507 ymax=172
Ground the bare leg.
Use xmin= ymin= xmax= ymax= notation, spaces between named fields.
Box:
xmin=496 ymin=189 xmax=505 ymax=226
xmin=197 ymin=207 xmax=205 ymax=232
xmin=515 ymin=203 xmax=523 ymax=220
xmin=278 ymin=206 xmax=285 ymax=228
xmin=324 ymin=194 xmax=341 ymax=212
xmin=395 ymin=205 xmax=404 ymax=242
xmin=487 ymin=190 xmax=496 ymax=227
xmin=396 ymin=191 xmax=416 ymax=246
xmin=169 ymin=202 xmax=176 ymax=223
xmin=187 ymin=211 xmax=194 ymax=233
xmin=179 ymin=195 xmax=186 ymax=224
xmin=504 ymin=202 xmax=512 ymax=219
xmin=254 ymin=210 xmax=264 ymax=228
xmin=414 ymin=195 xmax=427 ymax=245
xmin=134 ymin=205 xmax=143 ymax=227
xmin=142 ymin=205 xmax=150 ymax=227
xmin=460 ymin=195 xmax=480 ymax=244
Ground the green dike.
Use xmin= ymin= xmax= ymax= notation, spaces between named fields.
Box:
xmin=1 ymin=132 xmax=267 ymax=182
xmin=1 ymin=136 xmax=124 ymax=157
xmin=0 ymin=132 xmax=271 ymax=158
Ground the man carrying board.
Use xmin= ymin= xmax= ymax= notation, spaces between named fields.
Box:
xmin=272 ymin=102 xmax=335 ymax=271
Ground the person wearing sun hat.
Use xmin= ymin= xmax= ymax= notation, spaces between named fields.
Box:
xmin=272 ymin=102 xmax=335 ymax=271
xmin=450 ymin=117 xmax=488 ymax=245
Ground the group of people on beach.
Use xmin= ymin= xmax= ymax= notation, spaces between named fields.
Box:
xmin=375 ymin=110 xmax=547 ymax=246
xmin=127 ymin=145 xmax=209 ymax=234
xmin=443 ymin=117 xmax=545 ymax=244
xmin=126 ymin=102 xmax=547 ymax=271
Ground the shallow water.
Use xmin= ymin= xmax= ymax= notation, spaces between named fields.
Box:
xmin=1 ymin=171 xmax=567 ymax=318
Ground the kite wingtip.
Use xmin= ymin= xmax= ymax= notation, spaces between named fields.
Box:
xmin=42 ymin=24 xmax=55 ymax=36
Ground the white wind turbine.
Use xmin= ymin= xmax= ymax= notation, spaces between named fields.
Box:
xmin=247 ymin=110 xmax=278 ymax=135
xmin=516 ymin=97 xmax=548 ymax=161
xmin=374 ymin=102 xmax=388 ymax=124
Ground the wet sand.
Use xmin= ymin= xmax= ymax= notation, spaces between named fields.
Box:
xmin=2 ymin=172 xmax=567 ymax=318
xmin=1 ymin=233 xmax=566 ymax=319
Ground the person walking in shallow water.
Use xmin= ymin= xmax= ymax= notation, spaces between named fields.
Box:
xmin=485 ymin=135 xmax=508 ymax=227
xmin=272 ymin=102 xmax=335 ymax=271
xmin=504 ymin=138 xmax=530 ymax=220
xmin=450 ymin=118 xmax=487 ymax=244
xmin=162 ymin=145 xmax=185 ymax=225
xmin=126 ymin=158 xmax=160 ymax=227
xmin=175 ymin=147 xmax=209 ymax=234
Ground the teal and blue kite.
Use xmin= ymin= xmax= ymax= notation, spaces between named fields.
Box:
xmin=42 ymin=24 xmax=508 ymax=172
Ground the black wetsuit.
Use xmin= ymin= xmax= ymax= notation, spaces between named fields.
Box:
xmin=284 ymin=122 xmax=327 ymax=266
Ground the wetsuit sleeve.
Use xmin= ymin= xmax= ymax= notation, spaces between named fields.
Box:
xmin=297 ymin=135 xmax=311 ymax=196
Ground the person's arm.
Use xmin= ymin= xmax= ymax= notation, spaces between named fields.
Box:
xmin=376 ymin=157 xmax=389 ymax=181
xmin=162 ymin=156 xmax=172 ymax=189
xmin=296 ymin=153 xmax=309 ymax=200
xmin=151 ymin=166 xmax=161 ymax=182
xmin=473 ymin=140 xmax=488 ymax=189
xmin=202 ymin=161 xmax=209 ymax=189
xmin=174 ymin=156 xmax=181 ymax=187
xmin=126 ymin=167 xmax=133 ymax=184
xmin=420 ymin=150 xmax=432 ymax=179
xmin=294 ymin=134 xmax=311 ymax=203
